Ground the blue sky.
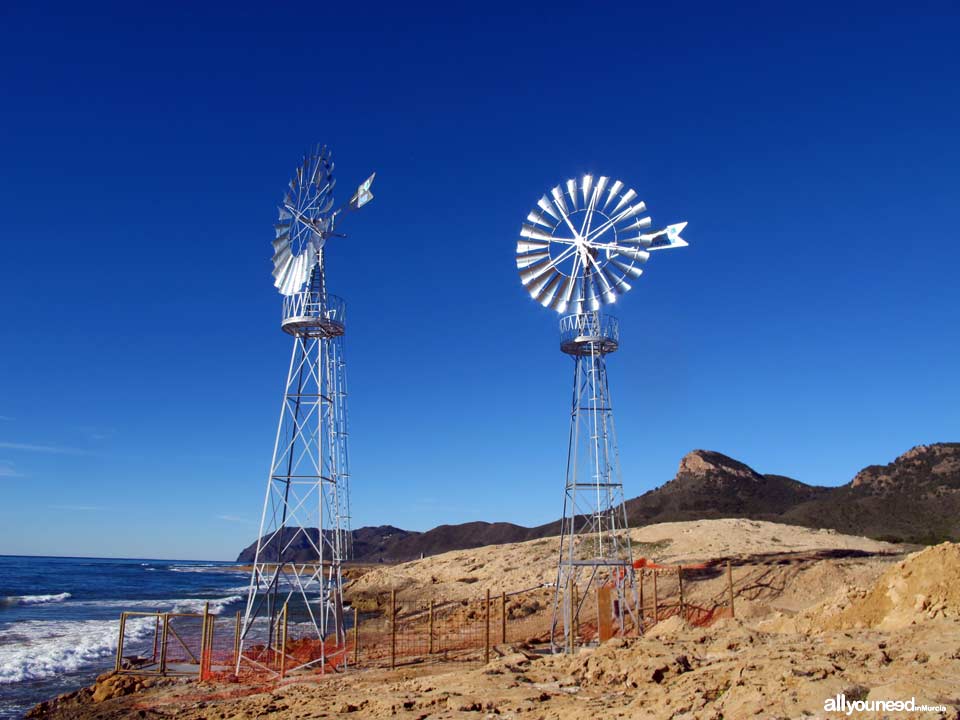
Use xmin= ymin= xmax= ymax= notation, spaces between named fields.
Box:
xmin=0 ymin=2 xmax=957 ymax=559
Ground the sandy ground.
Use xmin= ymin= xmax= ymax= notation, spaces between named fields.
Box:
xmin=344 ymin=519 xmax=898 ymax=610
xmin=29 ymin=520 xmax=960 ymax=720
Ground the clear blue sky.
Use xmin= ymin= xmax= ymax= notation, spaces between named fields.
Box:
xmin=1 ymin=2 xmax=957 ymax=560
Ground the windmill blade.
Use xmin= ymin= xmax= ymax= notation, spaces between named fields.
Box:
xmin=534 ymin=272 xmax=565 ymax=307
xmin=537 ymin=196 xmax=560 ymax=221
xmin=603 ymin=180 xmax=623 ymax=210
xmin=593 ymin=176 xmax=609 ymax=208
xmin=527 ymin=210 xmax=554 ymax=229
xmin=520 ymin=224 xmax=556 ymax=241
xmin=610 ymin=188 xmax=638 ymax=215
xmin=609 ymin=257 xmax=644 ymax=279
xmin=550 ymin=186 xmax=569 ymax=216
xmin=318 ymin=195 xmax=335 ymax=214
xmin=607 ymin=246 xmax=650 ymax=263
xmin=566 ymin=179 xmax=578 ymax=210
xmin=618 ymin=216 xmax=652 ymax=234
xmin=517 ymin=237 xmax=550 ymax=253
xmin=516 ymin=249 xmax=550 ymax=268
xmin=614 ymin=202 xmax=647 ymax=225
xmin=278 ymin=207 xmax=292 ymax=221
xmin=272 ymin=235 xmax=290 ymax=253
xmin=581 ymin=175 xmax=593 ymax=205
xmin=273 ymin=253 xmax=294 ymax=289
xmin=526 ymin=267 xmax=559 ymax=298
xmin=551 ymin=275 xmax=574 ymax=312
xmin=518 ymin=257 xmax=554 ymax=284
xmin=272 ymin=244 xmax=292 ymax=269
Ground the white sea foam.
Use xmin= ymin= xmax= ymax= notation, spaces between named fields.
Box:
xmin=168 ymin=565 xmax=245 ymax=574
xmin=68 ymin=595 xmax=244 ymax=615
xmin=0 ymin=617 xmax=153 ymax=684
xmin=1 ymin=593 xmax=72 ymax=608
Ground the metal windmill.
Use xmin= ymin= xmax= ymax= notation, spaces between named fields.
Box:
xmin=237 ymin=145 xmax=375 ymax=675
xmin=515 ymin=175 xmax=687 ymax=652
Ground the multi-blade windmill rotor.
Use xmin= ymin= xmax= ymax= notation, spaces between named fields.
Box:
xmin=517 ymin=175 xmax=687 ymax=313
xmin=272 ymin=144 xmax=375 ymax=296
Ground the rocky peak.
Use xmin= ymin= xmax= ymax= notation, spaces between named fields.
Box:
xmin=675 ymin=450 xmax=763 ymax=484
xmin=851 ymin=443 xmax=960 ymax=490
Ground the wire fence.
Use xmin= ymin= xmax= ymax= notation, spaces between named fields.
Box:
xmin=114 ymin=561 xmax=738 ymax=683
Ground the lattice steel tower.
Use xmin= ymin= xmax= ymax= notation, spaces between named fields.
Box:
xmin=238 ymin=146 xmax=374 ymax=675
xmin=514 ymin=175 xmax=688 ymax=652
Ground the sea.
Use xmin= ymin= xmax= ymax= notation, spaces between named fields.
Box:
xmin=0 ymin=555 xmax=249 ymax=719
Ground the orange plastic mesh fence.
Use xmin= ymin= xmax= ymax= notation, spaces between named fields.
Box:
xmin=118 ymin=563 xmax=736 ymax=686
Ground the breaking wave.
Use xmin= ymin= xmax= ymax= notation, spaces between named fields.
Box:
xmin=1 ymin=593 xmax=72 ymax=608
xmin=0 ymin=617 xmax=153 ymax=684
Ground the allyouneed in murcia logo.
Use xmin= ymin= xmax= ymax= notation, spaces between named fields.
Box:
xmin=824 ymin=693 xmax=947 ymax=715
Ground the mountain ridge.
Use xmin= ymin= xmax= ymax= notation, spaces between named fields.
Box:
xmin=236 ymin=443 xmax=960 ymax=563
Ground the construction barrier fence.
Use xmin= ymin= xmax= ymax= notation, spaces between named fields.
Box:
xmin=115 ymin=560 xmax=739 ymax=681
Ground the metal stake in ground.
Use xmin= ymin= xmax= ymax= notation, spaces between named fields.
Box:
xmin=237 ymin=146 xmax=376 ymax=677
xmin=513 ymin=174 xmax=689 ymax=653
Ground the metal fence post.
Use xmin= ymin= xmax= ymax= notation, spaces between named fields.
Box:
xmin=500 ymin=591 xmax=506 ymax=644
xmin=280 ymin=602 xmax=288 ymax=678
xmin=390 ymin=590 xmax=397 ymax=670
xmin=652 ymin=571 xmax=659 ymax=623
xmin=726 ymin=560 xmax=735 ymax=618
xmin=353 ymin=607 xmax=360 ymax=665
xmin=115 ymin=612 xmax=127 ymax=673
xmin=484 ymin=589 xmax=491 ymax=664
xmin=428 ymin=600 xmax=434 ymax=654
xmin=677 ymin=567 xmax=685 ymax=619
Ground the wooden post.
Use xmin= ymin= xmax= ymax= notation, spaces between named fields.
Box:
xmin=160 ymin=614 xmax=170 ymax=674
xmin=353 ymin=607 xmax=360 ymax=664
xmin=233 ymin=611 xmax=241 ymax=668
xmin=677 ymin=567 xmax=685 ymax=619
xmin=566 ymin=576 xmax=574 ymax=654
xmin=280 ymin=603 xmax=288 ymax=678
xmin=152 ymin=613 xmax=160 ymax=662
xmin=572 ymin=583 xmax=579 ymax=648
xmin=390 ymin=590 xmax=397 ymax=670
xmin=726 ymin=560 xmax=735 ymax=618
xmin=115 ymin=612 xmax=128 ymax=672
xmin=428 ymin=600 xmax=434 ymax=654
xmin=638 ymin=570 xmax=645 ymax=625
xmin=484 ymin=589 xmax=491 ymax=664
xmin=652 ymin=571 xmax=659 ymax=623
xmin=500 ymin=592 xmax=507 ymax=644
xmin=597 ymin=587 xmax=613 ymax=642
xmin=200 ymin=602 xmax=210 ymax=680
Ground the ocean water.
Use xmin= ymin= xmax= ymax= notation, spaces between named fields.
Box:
xmin=0 ymin=555 xmax=248 ymax=719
